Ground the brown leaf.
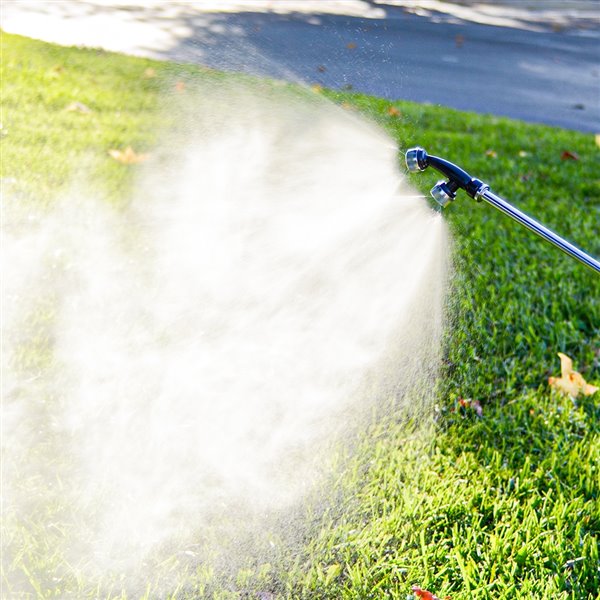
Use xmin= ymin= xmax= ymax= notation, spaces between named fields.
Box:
xmin=387 ymin=106 xmax=401 ymax=117
xmin=143 ymin=68 xmax=157 ymax=79
xmin=548 ymin=352 xmax=599 ymax=398
xmin=108 ymin=146 xmax=150 ymax=165
xmin=66 ymin=101 xmax=92 ymax=114
xmin=560 ymin=150 xmax=579 ymax=161
xmin=458 ymin=398 xmax=483 ymax=417
xmin=346 ymin=42 xmax=357 ymax=50
xmin=47 ymin=65 xmax=64 ymax=79
xmin=175 ymin=81 xmax=186 ymax=92
xmin=311 ymin=84 xmax=323 ymax=93
xmin=412 ymin=586 xmax=442 ymax=600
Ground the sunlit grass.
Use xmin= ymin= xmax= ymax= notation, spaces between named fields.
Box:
xmin=2 ymin=32 xmax=598 ymax=599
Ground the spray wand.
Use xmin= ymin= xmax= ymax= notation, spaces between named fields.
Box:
xmin=405 ymin=147 xmax=600 ymax=275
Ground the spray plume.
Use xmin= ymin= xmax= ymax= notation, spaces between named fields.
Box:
xmin=2 ymin=83 xmax=449 ymax=595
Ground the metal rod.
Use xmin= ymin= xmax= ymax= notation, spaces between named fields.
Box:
xmin=477 ymin=188 xmax=600 ymax=274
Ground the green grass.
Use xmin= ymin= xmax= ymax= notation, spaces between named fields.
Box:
xmin=2 ymin=32 xmax=599 ymax=599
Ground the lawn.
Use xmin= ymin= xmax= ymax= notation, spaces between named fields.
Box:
xmin=2 ymin=32 xmax=599 ymax=599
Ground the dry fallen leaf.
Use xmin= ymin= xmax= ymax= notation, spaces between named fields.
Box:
xmin=66 ymin=101 xmax=92 ymax=114
xmin=143 ymin=68 xmax=157 ymax=79
xmin=311 ymin=84 xmax=323 ymax=93
xmin=387 ymin=106 xmax=401 ymax=117
xmin=108 ymin=146 xmax=150 ymax=165
xmin=560 ymin=150 xmax=579 ymax=161
xmin=346 ymin=42 xmax=357 ymax=49
xmin=175 ymin=81 xmax=186 ymax=92
xmin=412 ymin=586 xmax=442 ymax=600
xmin=47 ymin=65 xmax=64 ymax=79
xmin=458 ymin=397 xmax=483 ymax=417
xmin=548 ymin=352 xmax=599 ymax=398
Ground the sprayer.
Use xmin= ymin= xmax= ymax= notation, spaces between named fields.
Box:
xmin=405 ymin=147 xmax=600 ymax=275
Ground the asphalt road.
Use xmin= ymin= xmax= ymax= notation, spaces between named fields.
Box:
xmin=2 ymin=1 xmax=599 ymax=131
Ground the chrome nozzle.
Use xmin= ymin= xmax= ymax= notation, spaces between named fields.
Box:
xmin=430 ymin=180 xmax=456 ymax=207
xmin=405 ymin=147 xmax=428 ymax=173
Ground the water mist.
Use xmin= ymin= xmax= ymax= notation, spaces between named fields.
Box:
xmin=2 ymin=83 xmax=449 ymax=595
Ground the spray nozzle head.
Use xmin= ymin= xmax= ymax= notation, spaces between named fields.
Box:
xmin=405 ymin=147 xmax=429 ymax=173
xmin=405 ymin=146 xmax=487 ymax=207
xmin=430 ymin=180 xmax=457 ymax=207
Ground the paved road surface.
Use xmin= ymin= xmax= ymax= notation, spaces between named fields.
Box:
xmin=2 ymin=1 xmax=599 ymax=131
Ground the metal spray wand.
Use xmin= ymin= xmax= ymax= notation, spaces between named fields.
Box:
xmin=405 ymin=147 xmax=600 ymax=275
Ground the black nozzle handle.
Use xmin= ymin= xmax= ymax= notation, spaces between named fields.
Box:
xmin=405 ymin=147 xmax=486 ymax=199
